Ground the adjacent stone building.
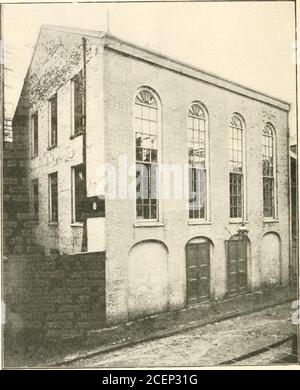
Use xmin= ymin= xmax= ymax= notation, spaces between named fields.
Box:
xmin=290 ymin=144 xmax=297 ymax=282
xmin=13 ymin=25 xmax=291 ymax=325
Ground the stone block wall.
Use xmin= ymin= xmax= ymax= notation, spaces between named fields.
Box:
xmin=3 ymin=251 xmax=106 ymax=341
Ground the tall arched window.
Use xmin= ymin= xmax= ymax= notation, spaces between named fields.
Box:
xmin=229 ymin=114 xmax=244 ymax=219
xmin=135 ymin=88 xmax=159 ymax=220
xmin=263 ymin=123 xmax=276 ymax=218
xmin=188 ymin=103 xmax=208 ymax=219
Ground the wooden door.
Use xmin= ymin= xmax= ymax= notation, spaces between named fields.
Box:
xmin=186 ymin=241 xmax=210 ymax=305
xmin=227 ymin=237 xmax=247 ymax=296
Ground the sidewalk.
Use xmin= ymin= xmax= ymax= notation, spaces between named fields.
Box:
xmin=5 ymin=284 xmax=297 ymax=367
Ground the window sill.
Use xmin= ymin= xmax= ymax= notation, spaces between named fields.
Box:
xmin=31 ymin=154 xmax=38 ymax=159
xmin=263 ymin=218 xmax=279 ymax=223
xmin=71 ymin=222 xmax=84 ymax=227
xmin=70 ymin=131 xmax=84 ymax=140
xmin=229 ymin=219 xmax=248 ymax=224
xmin=134 ymin=221 xmax=165 ymax=228
xmin=188 ymin=220 xmax=212 ymax=226
xmin=48 ymin=222 xmax=58 ymax=226
xmin=47 ymin=144 xmax=57 ymax=151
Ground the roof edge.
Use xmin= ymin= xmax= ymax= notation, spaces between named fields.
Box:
xmin=14 ymin=24 xmax=291 ymax=116
xmin=103 ymin=33 xmax=290 ymax=112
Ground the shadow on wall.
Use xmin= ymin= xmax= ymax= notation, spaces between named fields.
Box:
xmin=261 ymin=232 xmax=281 ymax=287
xmin=127 ymin=240 xmax=169 ymax=319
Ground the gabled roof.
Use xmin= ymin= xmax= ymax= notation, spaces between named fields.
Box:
xmin=17 ymin=24 xmax=291 ymax=114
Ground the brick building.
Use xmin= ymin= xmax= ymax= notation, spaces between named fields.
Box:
xmin=290 ymin=144 xmax=297 ymax=282
xmin=12 ymin=25 xmax=291 ymax=324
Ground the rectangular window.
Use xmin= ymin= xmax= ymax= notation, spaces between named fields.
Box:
xmin=31 ymin=112 xmax=38 ymax=156
xmin=49 ymin=172 xmax=58 ymax=223
xmin=72 ymin=71 xmax=85 ymax=135
xmin=189 ymin=167 xmax=206 ymax=219
xmin=263 ymin=177 xmax=274 ymax=218
xmin=230 ymin=172 xmax=243 ymax=219
xmin=32 ymin=179 xmax=39 ymax=222
xmin=72 ymin=165 xmax=85 ymax=223
xmin=136 ymin=162 xmax=158 ymax=220
xmin=49 ymin=93 xmax=58 ymax=147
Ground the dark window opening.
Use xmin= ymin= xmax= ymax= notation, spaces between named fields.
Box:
xmin=72 ymin=71 xmax=85 ymax=135
xmin=72 ymin=164 xmax=85 ymax=223
xmin=49 ymin=93 xmax=57 ymax=147
xmin=49 ymin=172 xmax=58 ymax=223
xmin=32 ymin=179 xmax=39 ymax=222
xmin=31 ymin=112 xmax=38 ymax=156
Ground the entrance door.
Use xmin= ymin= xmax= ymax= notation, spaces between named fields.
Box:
xmin=186 ymin=240 xmax=210 ymax=305
xmin=227 ymin=236 xmax=248 ymax=296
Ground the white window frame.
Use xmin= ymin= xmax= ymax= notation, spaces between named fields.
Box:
xmin=134 ymin=86 xmax=162 ymax=223
xmin=187 ymin=101 xmax=210 ymax=223
xmin=262 ymin=123 xmax=278 ymax=221
xmin=228 ymin=113 xmax=247 ymax=223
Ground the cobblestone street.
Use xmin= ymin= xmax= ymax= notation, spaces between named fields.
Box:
xmin=70 ymin=303 xmax=297 ymax=367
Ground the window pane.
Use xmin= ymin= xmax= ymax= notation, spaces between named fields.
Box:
xmin=263 ymin=177 xmax=274 ymax=218
xmin=230 ymin=172 xmax=243 ymax=219
xmin=229 ymin=115 xmax=244 ymax=218
xmin=262 ymin=125 xmax=275 ymax=217
xmin=73 ymin=72 xmax=84 ymax=134
xmin=189 ymin=167 xmax=206 ymax=219
xmin=32 ymin=179 xmax=39 ymax=222
xmin=32 ymin=112 xmax=38 ymax=156
xmin=50 ymin=94 xmax=57 ymax=146
xmin=74 ymin=165 xmax=85 ymax=222
xmin=136 ymin=163 xmax=158 ymax=220
xmin=49 ymin=173 xmax=58 ymax=222
xmin=188 ymin=103 xmax=207 ymax=219
xmin=135 ymin=89 xmax=159 ymax=220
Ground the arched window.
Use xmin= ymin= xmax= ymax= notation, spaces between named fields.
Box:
xmin=188 ymin=103 xmax=208 ymax=219
xmin=229 ymin=114 xmax=244 ymax=219
xmin=263 ymin=123 xmax=276 ymax=218
xmin=135 ymin=88 xmax=160 ymax=220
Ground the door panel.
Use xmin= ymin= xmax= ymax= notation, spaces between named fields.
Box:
xmin=227 ymin=237 xmax=248 ymax=295
xmin=187 ymin=241 xmax=210 ymax=305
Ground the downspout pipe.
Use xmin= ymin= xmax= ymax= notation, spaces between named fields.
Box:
xmin=81 ymin=36 xmax=88 ymax=252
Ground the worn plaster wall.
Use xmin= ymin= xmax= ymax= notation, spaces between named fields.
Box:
xmin=103 ymin=48 xmax=289 ymax=323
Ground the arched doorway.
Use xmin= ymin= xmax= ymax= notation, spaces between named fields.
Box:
xmin=227 ymin=234 xmax=249 ymax=296
xmin=186 ymin=237 xmax=211 ymax=305
xmin=128 ymin=240 xmax=169 ymax=318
